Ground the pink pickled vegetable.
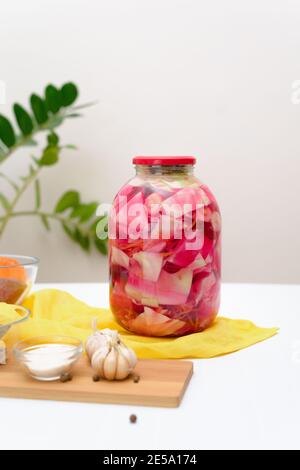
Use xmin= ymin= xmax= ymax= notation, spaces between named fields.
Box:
xmin=168 ymin=241 xmax=200 ymax=267
xmin=156 ymin=268 xmax=193 ymax=305
xmin=111 ymin=246 xmax=130 ymax=269
xmin=109 ymin=165 xmax=221 ymax=336
xmin=162 ymin=187 xmax=203 ymax=217
xmin=128 ymin=307 xmax=187 ymax=336
xmin=132 ymin=251 xmax=163 ymax=282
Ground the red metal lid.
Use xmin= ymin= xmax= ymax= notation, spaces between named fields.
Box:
xmin=132 ymin=156 xmax=196 ymax=166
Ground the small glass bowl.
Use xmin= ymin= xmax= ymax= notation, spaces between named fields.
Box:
xmin=13 ymin=335 xmax=83 ymax=381
xmin=0 ymin=305 xmax=30 ymax=340
xmin=0 ymin=254 xmax=39 ymax=304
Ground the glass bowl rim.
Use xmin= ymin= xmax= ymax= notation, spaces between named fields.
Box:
xmin=0 ymin=306 xmax=31 ymax=330
xmin=0 ymin=254 xmax=39 ymax=269
xmin=13 ymin=335 xmax=83 ymax=357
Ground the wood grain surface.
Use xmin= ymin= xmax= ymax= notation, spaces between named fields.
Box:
xmin=0 ymin=353 xmax=193 ymax=408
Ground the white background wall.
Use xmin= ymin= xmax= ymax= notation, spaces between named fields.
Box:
xmin=0 ymin=0 xmax=300 ymax=284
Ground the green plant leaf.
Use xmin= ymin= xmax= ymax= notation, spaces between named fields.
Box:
xmin=70 ymin=202 xmax=98 ymax=222
xmin=75 ymin=228 xmax=90 ymax=251
xmin=45 ymin=84 xmax=63 ymax=114
xmin=61 ymin=82 xmax=78 ymax=106
xmin=0 ymin=115 xmax=16 ymax=147
xmin=47 ymin=132 xmax=59 ymax=146
xmin=55 ymin=190 xmax=80 ymax=213
xmin=62 ymin=223 xmax=76 ymax=240
xmin=39 ymin=146 xmax=59 ymax=166
xmin=94 ymin=238 xmax=108 ymax=255
xmin=40 ymin=214 xmax=50 ymax=231
xmin=13 ymin=103 xmax=34 ymax=136
xmin=30 ymin=94 xmax=48 ymax=124
xmin=35 ymin=179 xmax=41 ymax=209
xmin=0 ymin=82 xmax=107 ymax=258
xmin=0 ymin=193 xmax=10 ymax=211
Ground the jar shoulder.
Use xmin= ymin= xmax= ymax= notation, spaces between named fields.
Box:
xmin=113 ymin=174 xmax=219 ymax=213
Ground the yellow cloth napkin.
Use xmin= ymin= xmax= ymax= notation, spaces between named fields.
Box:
xmin=3 ymin=289 xmax=278 ymax=359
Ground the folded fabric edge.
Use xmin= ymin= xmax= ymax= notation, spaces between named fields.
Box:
xmin=121 ymin=327 xmax=279 ymax=359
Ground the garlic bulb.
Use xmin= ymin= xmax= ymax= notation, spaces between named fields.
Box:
xmin=86 ymin=326 xmax=137 ymax=381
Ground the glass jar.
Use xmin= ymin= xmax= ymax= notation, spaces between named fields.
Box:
xmin=109 ymin=156 xmax=221 ymax=337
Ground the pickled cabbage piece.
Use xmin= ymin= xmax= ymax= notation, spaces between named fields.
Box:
xmin=111 ymin=247 xmax=130 ymax=269
xmin=125 ymin=267 xmax=193 ymax=306
xmin=161 ymin=187 xmax=204 ymax=217
xmin=157 ymin=268 xmax=193 ymax=305
xmin=167 ymin=241 xmax=200 ymax=268
xmin=132 ymin=251 xmax=163 ymax=282
xmin=128 ymin=307 xmax=186 ymax=336
xmin=188 ymin=272 xmax=217 ymax=305
xmin=145 ymin=192 xmax=163 ymax=217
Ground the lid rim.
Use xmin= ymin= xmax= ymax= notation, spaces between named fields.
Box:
xmin=132 ymin=156 xmax=196 ymax=165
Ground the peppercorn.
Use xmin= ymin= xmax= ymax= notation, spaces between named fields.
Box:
xmin=133 ymin=374 xmax=140 ymax=383
xmin=60 ymin=372 xmax=72 ymax=383
xmin=93 ymin=374 xmax=100 ymax=382
xmin=130 ymin=414 xmax=137 ymax=424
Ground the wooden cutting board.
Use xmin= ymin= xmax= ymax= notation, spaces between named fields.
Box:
xmin=0 ymin=353 xmax=193 ymax=408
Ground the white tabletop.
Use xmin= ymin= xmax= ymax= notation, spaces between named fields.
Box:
xmin=1 ymin=282 xmax=300 ymax=450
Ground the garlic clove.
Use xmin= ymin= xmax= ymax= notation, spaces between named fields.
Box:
xmin=86 ymin=332 xmax=106 ymax=359
xmin=86 ymin=320 xmax=116 ymax=359
xmin=91 ymin=345 xmax=109 ymax=376
xmin=101 ymin=328 xmax=117 ymax=336
xmin=115 ymin=351 xmax=131 ymax=380
xmin=102 ymin=329 xmax=120 ymax=346
xmin=85 ymin=336 xmax=95 ymax=357
xmin=86 ymin=327 xmax=120 ymax=359
xmin=119 ymin=344 xmax=137 ymax=370
xmin=103 ymin=347 xmax=118 ymax=381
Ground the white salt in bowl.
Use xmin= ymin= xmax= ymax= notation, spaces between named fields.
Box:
xmin=13 ymin=335 xmax=83 ymax=381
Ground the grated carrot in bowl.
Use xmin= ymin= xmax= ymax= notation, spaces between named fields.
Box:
xmin=0 ymin=257 xmax=27 ymax=283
